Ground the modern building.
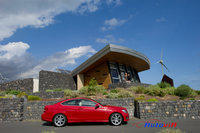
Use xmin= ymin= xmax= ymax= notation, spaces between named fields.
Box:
xmin=71 ymin=44 xmax=150 ymax=89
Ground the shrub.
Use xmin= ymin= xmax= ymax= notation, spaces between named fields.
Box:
xmin=78 ymin=79 xmax=106 ymax=96
xmin=94 ymin=85 xmax=106 ymax=94
xmin=0 ymin=96 xmax=8 ymax=98
xmin=46 ymin=89 xmax=54 ymax=92
xmin=130 ymin=86 xmax=145 ymax=94
xmin=165 ymin=87 xmax=176 ymax=95
xmin=135 ymin=95 xmax=146 ymax=101
xmin=107 ymin=89 xmax=133 ymax=98
xmin=110 ymin=89 xmax=120 ymax=93
xmin=17 ymin=92 xmax=28 ymax=98
xmin=79 ymin=86 xmax=88 ymax=95
xmin=190 ymin=91 xmax=198 ymax=98
xmin=7 ymin=90 xmax=21 ymax=95
xmin=157 ymin=82 xmax=171 ymax=88
xmin=0 ymin=91 xmax=6 ymax=96
xmin=87 ymin=78 xmax=98 ymax=95
xmin=158 ymin=128 xmax=183 ymax=133
xmin=118 ymin=90 xmax=134 ymax=98
xmin=174 ymin=84 xmax=193 ymax=98
xmin=195 ymin=90 xmax=200 ymax=95
xmin=144 ymin=85 xmax=167 ymax=97
xmin=64 ymin=89 xmax=79 ymax=98
xmin=106 ymin=93 xmax=119 ymax=99
xmin=189 ymin=98 xmax=195 ymax=100
xmin=28 ymin=95 xmax=41 ymax=101
xmin=146 ymin=98 xmax=158 ymax=102
xmin=54 ymin=88 xmax=63 ymax=92
xmin=103 ymin=91 xmax=108 ymax=95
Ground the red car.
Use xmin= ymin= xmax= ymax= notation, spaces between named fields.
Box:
xmin=41 ymin=98 xmax=129 ymax=127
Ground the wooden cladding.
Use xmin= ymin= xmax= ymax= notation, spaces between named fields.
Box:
xmin=84 ymin=62 xmax=111 ymax=89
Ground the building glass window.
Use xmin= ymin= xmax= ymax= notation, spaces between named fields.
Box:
xmin=108 ymin=62 xmax=140 ymax=84
xmin=109 ymin=62 xmax=121 ymax=83
xmin=127 ymin=66 xmax=134 ymax=82
xmin=131 ymin=67 xmax=140 ymax=83
xmin=119 ymin=64 xmax=127 ymax=82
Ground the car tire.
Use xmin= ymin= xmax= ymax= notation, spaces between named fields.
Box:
xmin=109 ymin=113 xmax=123 ymax=126
xmin=53 ymin=113 xmax=67 ymax=127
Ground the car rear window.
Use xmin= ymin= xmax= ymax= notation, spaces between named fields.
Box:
xmin=61 ymin=99 xmax=79 ymax=106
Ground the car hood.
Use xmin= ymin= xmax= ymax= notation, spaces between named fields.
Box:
xmin=103 ymin=105 xmax=126 ymax=110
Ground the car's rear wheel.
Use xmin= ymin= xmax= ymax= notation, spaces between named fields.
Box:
xmin=53 ymin=114 xmax=67 ymax=127
xmin=109 ymin=113 xmax=123 ymax=126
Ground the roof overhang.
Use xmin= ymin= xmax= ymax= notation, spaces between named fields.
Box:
xmin=71 ymin=44 xmax=150 ymax=76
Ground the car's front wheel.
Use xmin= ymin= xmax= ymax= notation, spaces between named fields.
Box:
xmin=109 ymin=113 xmax=123 ymax=126
xmin=53 ymin=113 xmax=67 ymax=127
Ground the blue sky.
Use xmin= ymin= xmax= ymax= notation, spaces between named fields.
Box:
xmin=0 ymin=0 xmax=199 ymax=89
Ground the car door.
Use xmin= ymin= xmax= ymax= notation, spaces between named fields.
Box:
xmin=60 ymin=99 xmax=80 ymax=121
xmin=78 ymin=99 xmax=107 ymax=122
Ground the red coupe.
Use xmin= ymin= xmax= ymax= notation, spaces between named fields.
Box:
xmin=41 ymin=98 xmax=129 ymax=127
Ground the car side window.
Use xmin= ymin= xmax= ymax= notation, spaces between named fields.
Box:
xmin=61 ymin=100 xmax=79 ymax=106
xmin=79 ymin=99 xmax=96 ymax=107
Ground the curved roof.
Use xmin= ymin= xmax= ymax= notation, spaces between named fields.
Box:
xmin=71 ymin=44 xmax=150 ymax=76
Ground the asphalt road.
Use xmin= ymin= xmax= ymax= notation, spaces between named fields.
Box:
xmin=0 ymin=119 xmax=200 ymax=133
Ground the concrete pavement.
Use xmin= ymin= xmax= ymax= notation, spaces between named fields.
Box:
xmin=0 ymin=119 xmax=200 ymax=133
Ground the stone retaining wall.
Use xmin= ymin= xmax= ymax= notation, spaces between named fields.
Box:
xmin=24 ymin=101 xmax=58 ymax=120
xmin=0 ymin=98 xmax=24 ymax=122
xmin=1 ymin=98 xmax=200 ymax=122
xmin=0 ymin=78 xmax=34 ymax=94
xmin=96 ymin=98 xmax=134 ymax=118
xmin=39 ymin=70 xmax=76 ymax=92
xmin=135 ymin=100 xmax=200 ymax=119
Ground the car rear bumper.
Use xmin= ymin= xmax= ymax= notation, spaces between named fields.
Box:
xmin=41 ymin=112 xmax=53 ymax=122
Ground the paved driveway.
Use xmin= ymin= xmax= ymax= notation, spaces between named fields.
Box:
xmin=0 ymin=119 xmax=200 ymax=133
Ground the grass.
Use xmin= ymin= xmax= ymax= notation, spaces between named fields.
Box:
xmin=28 ymin=95 xmax=41 ymax=101
xmin=45 ymin=88 xmax=64 ymax=92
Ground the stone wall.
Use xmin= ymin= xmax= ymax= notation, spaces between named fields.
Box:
xmin=108 ymin=82 xmax=150 ymax=90
xmin=96 ymin=98 xmax=134 ymax=118
xmin=24 ymin=101 xmax=58 ymax=120
xmin=0 ymin=78 xmax=34 ymax=94
xmin=0 ymin=98 xmax=24 ymax=122
xmin=32 ymin=92 xmax=64 ymax=99
xmin=2 ymin=98 xmax=200 ymax=122
xmin=135 ymin=101 xmax=200 ymax=119
xmin=39 ymin=70 xmax=76 ymax=92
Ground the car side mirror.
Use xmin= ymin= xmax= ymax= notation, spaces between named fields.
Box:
xmin=95 ymin=104 xmax=100 ymax=109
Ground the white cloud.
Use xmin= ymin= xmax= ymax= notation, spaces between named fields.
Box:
xmin=0 ymin=42 xmax=96 ymax=80
xmin=106 ymin=0 xmax=121 ymax=5
xmin=0 ymin=42 xmax=30 ymax=60
xmin=156 ymin=17 xmax=167 ymax=22
xmin=0 ymin=0 xmax=103 ymax=41
xmin=101 ymin=17 xmax=129 ymax=31
xmin=96 ymin=35 xmax=124 ymax=44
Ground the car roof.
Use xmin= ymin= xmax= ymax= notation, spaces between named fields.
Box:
xmin=59 ymin=97 xmax=102 ymax=105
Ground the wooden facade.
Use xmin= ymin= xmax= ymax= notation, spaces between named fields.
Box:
xmin=84 ymin=62 xmax=111 ymax=88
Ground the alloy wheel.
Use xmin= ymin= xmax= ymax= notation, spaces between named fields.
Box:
xmin=54 ymin=114 xmax=66 ymax=127
xmin=110 ymin=113 xmax=122 ymax=126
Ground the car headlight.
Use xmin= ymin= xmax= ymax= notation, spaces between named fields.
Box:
xmin=122 ymin=109 xmax=127 ymax=113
